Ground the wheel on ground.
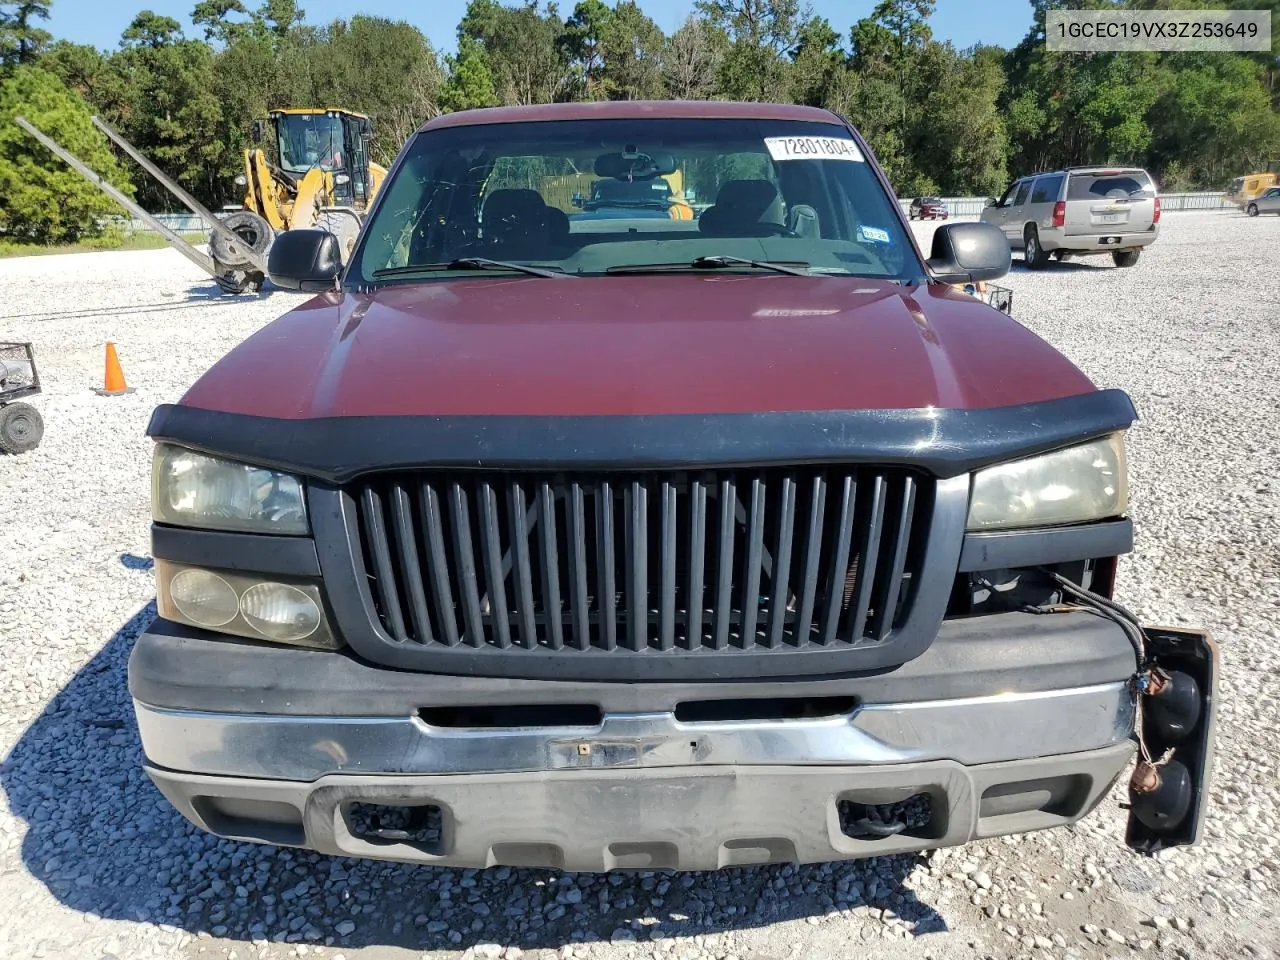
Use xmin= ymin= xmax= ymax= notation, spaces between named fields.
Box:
xmin=1247 ymin=203 xmax=1259 ymax=217
xmin=1112 ymin=249 xmax=1141 ymax=268
xmin=1023 ymin=226 xmax=1050 ymax=269
xmin=0 ymin=402 xmax=43 ymax=454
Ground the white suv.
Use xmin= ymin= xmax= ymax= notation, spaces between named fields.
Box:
xmin=981 ymin=167 xmax=1161 ymax=269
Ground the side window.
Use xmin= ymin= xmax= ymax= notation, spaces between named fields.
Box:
xmin=1013 ymin=180 xmax=1032 ymax=207
xmin=1031 ymin=174 xmax=1063 ymax=204
xmin=997 ymin=181 xmax=1020 ymax=207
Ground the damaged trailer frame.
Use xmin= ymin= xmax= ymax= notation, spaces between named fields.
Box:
xmin=15 ymin=116 xmax=270 ymax=294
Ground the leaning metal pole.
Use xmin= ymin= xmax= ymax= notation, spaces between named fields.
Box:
xmin=90 ymin=115 xmax=270 ymax=275
xmin=14 ymin=116 xmax=221 ymax=279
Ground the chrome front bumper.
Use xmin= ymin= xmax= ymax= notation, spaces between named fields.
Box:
xmin=135 ymin=682 xmax=1134 ymax=782
xmin=136 ymin=683 xmax=1137 ymax=870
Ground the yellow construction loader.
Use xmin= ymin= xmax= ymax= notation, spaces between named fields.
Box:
xmin=17 ymin=107 xmax=391 ymax=294
xmin=213 ymin=108 xmax=389 ymax=281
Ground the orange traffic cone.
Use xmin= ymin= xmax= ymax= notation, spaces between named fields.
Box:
xmin=94 ymin=342 xmax=134 ymax=396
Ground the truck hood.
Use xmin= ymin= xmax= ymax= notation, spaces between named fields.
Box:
xmin=179 ymin=275 xmax=1096 ymax=419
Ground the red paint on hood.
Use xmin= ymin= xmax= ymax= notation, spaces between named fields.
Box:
xmin=179 ymin=276 xmax=1096 ymax=419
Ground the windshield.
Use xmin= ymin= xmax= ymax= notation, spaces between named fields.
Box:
xmin=351 ymin=117 xmax=917 ymax=284
xmin=276 ymin=114 xmax=346 ymax=175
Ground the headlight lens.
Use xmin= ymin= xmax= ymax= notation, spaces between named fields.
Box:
xmin=152 ymin=443 xmax=308 ymax=535
xmin=169 ymin=569 xmax=239 ymax=627
xmin=240 ymin=582 xmax=322 ymax=643
xmin=967 ymin=434 xmax=1128 ymax=531
xmin=156 ymin=560 xmax=341 ymax=650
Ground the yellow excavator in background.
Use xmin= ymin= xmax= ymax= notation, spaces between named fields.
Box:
xmin=212 ymin=108 xmax=389 ymax=285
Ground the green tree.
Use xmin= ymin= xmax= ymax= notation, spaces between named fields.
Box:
xmin=787 ymin=15 xmax=843 ymax=106
xmin=0 ymin=65 xmax=133 ymax=242
xmin=0 ymin=0 xmax=51 ymax=66
xmin=459 ymin=0 xmax=572 ymax=106
xmin=663 ymin=15 xmax=722 ymax=99
xmin=122 ymin=10 xmax=184 ymax=49
xmin=308 ymin=16 xmax=443 ymax=161
xmin=191 ymin=0 xmax=252 ymax=44
xmin=440 ymin=34 xmax=499 ymax=111
xmin=597 ymin=1 xmax=665 ymax=100
xmin=696 ymin=0 xmax=803 ymax=101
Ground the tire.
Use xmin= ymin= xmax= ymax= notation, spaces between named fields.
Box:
xmin=1247 ymin=204 xmax=1259 ymax=217
xmin=209 ymin=210 xmax=274 ymax=269
xmin=0 ymin=402 xmax=43 ymax=454
xmin=1023 ymin=226 xmax=1050 ymax=269
xmin=1112 ymin=250 xmax=1141 ymax=268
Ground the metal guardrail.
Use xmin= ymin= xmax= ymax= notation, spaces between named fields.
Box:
xmin=896 ymin=192 xmax=1233 ymax=217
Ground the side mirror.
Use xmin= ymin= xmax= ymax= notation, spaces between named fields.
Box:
xmin=985 ymin=197 xmax=999 ymax=208
xmin=267 ymin=229 xmax=342 ymax=292
xmin=251 ymin=119 xmax=265 ymax=144
xmin=926 ymin=221 xmax=1010 ymax=284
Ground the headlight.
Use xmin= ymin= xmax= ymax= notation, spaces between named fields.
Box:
xmin=233 ymin=174 xmax=248 ymax=187
xmin=967 ymin=434 xmax=1128 ymax=531
xmin=156 ymin=560 xmax=341 ymax=650
xmin=152 ymin=443 xmax=308 ymax=535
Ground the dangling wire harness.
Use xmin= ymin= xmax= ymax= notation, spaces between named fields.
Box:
xmin=1022 ymin=570 xmax=1174 ymax=772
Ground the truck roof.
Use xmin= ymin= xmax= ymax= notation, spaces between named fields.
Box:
xmin=419 ymin=100 xmax=843 ymax=133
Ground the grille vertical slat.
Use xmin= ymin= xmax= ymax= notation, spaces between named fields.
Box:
xmin=847 ymin=475 xmax=887 ymax=642
xmin=685 ymin=479 xmax=707 ymax=649
xmin=624 ymin=480 xmax=648 ymax=651
xmin=765 ymin=476 xmax=797 ymax=648
xmin=419 ymin=482 xmax=460 ymax=646
xmin=565 ymin=482 xmax=591 ymax=650
xmin=595 ymin=479 xmax=617 ymax=651
xmin=792 ymin=474 xmax=827 ymax=644
xmin=712 ymin=478 xmax=736 ymax=650
xmin=449 ymin=484 xmax=486 ymax=647
xmin=658 ymin=480 xmax=677 ymax=651
xmin=477 ymin=481 xmax=511 ymax=649
xmin=390 ymin=483 xmax=434 ymax=645
xmin=361 ymin=486 xmax=407 ymax=642
xmin=354 ymin=467 xmax=930 ymax=659
xmin=509 ymin=482 xmax=538 ymax=647
xmin=738 ymin=478 xmax=767 ymax=647
xmin=872 ymin=476 xmax=917 ymax=641
xmin=819 ymin=474 xmax=857 ymax=645
xmin=538 ymin=482 xmax=564 ymax=650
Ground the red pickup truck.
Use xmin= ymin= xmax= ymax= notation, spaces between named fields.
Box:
xmin=131 ymin=101 xmax=1215 ymax=872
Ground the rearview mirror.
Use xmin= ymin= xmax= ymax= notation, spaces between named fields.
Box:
xmin=267 ymin=229 xmax=342 ymax=292
xmin=594 ymin=150 xmax=677 ymax=180
xmin=926 ymin=221 xmax=1010 ymax=284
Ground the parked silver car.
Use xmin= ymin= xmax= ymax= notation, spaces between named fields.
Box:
xmin=981 ymin=167 xmax=1161 ymax=269
xmin=1246 ymin=186 xmax=1280 ymax=216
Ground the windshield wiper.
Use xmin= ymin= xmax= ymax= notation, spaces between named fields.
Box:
xmin=607 ymin=256 xmax=811 ymax=277
xmin=372 ymin=258 xmax=570 ymax=280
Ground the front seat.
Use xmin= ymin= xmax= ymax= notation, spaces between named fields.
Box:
xmin=482 ymin=189 xmax=550 ymax=251
xmin=698 ymin=179 xmax=787 ymax=237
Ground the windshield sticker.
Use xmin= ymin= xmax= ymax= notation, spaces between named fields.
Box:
xmin=857 ymin=225 xmax=892 ymax=245
xmin=764 ymin=136 xmax=864 ymax=162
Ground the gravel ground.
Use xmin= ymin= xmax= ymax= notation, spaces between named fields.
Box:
xmin=1 ymin=213 xmax=1278 ymax=960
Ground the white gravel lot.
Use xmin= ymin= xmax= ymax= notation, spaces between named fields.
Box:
xmin=1 ymin=213 xmax=1278 ymax=960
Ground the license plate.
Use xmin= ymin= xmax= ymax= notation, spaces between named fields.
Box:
xmin=1099 ymin=236 xmax=1122 ymax=245
xmin=1100 ymin=213 xmax=1125 ymax=223
xmin=1125 ymin=628 xmax=1217 ymax=854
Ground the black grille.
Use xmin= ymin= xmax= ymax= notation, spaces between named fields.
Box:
xmin=350 ymin=467 xmax=930 ymax=655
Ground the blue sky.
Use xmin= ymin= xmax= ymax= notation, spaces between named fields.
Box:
xmin=45 ymin=1 xmax=1034 ymax=54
